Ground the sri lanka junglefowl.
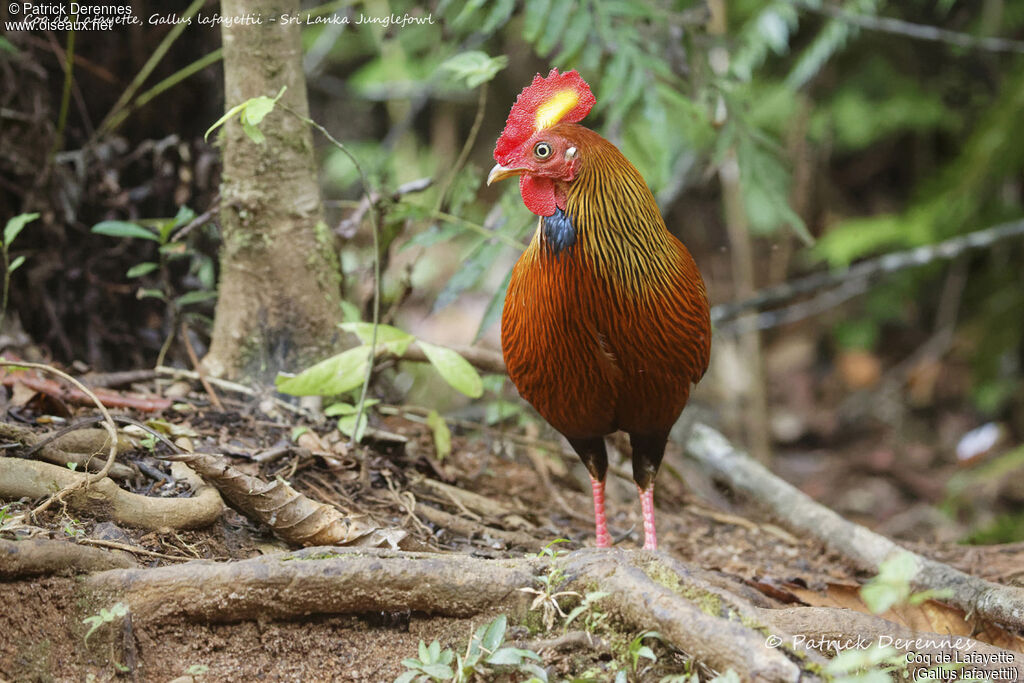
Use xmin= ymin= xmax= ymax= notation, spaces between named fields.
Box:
xmin=487 ymin=69 xmax=711 ymax=550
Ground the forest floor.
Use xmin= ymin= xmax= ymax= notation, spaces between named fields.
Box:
xmin=1 ymin=363 xmax=1023 ymax=682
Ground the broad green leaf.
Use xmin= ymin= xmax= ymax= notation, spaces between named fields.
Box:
xmin=126 ymin=262 xmax=158 ymax=278
xmin=420 ymin=662 xmax=453 ymax=679
xmin=481 ymin=614 xmax=506 ymax=652
xmin=175 ymin=290 xmax=218 ymax=307
xmin=417 ymin=340 xmax=483 ymax=398
xmin=4 ymin=213 xmax=38 ymax=247
xmin=325 ymin=402 xmax=356 ymax=416
xmin=275 ymin=346 xmax=369 ymax=396
xmin=92 ymin=221 xmax=160 ymax=241
xmin=859 ymin=552 xmax=917 ymax=614
xmin=8 ymin=255 xmax=25 ymax=274
xmin=393 ymin=671 xmax=418 ymax=683
xmin=242 ymin=120 xmax=266 ymax=145
xmin=425 ymin=410 xmax=452 ymax=461
xmin=242 ymin=87 xmax=285 ymax=127
xmin=339 ymin=322 xmax=414 ymax=355
xmin=440 ymin=51 xmax=508 ymax=89
xmin=418 ymin=640 xmax=430 ymax=663
xmin=336 ymin=412 xmax=368 ymax=441
xmin=242 ymin=96 xmax=276 ymax=127
xmin=427 ymin=640 xmax=441 ymax=662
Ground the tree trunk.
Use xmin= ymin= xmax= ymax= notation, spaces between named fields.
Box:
xmin=204 ymin=0 xmax=343 ymax=382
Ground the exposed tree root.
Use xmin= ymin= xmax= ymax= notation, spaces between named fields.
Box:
xmin=78 ymin=546 xmax=1023 ymax=681
xmin=0 ymin=537 xmax=138 ymax=578
xmin=0 ymin=422 xmax=136 ymax=480
xmin=83 ymin=547 xmax=540 ymax=624
xmin=0 ymin=458 xmax=223 ymax=531
xmin=686 ymin=423 xmax=1024 ymax=631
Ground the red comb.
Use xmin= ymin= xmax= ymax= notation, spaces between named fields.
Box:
xmin=494 ymin=69 xmax=595 ymax=163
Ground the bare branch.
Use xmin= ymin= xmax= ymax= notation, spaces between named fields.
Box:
xmin=797 ymin=2 xmax=1024 ymax=54
xmin=685 ymin=423 xmax=1024 ymax=631
xmin=712 ymin=218 xmax=1024 ymax=326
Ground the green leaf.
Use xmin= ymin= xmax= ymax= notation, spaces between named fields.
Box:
xmin=339 ymin=322 xmax=415 ymax=355
xmin=92 ymin=221 xmax=160 ymax=241
xmin=859 ymin=552 xmax=918 ymax=614
xmin=480 ymin=0 xmax=516 ymax=35
xmin=241 ymin=95 xmax=276 ymax=127
xmin=242 ymin=120 xmax=266 ymax=145
xmin=205 ymin=101 xmax=248 ymax=141
xmin=535 ymin=0 xmax=573 ymax=57
xmin=325 ymin=402 xmax=355 ymax=416
xmin=4 ymin=213 xmax=38 ymax=247
xmin=418 ymin=640 xmax=430 ymax=663
xmin=481 ymin=614 xmax=506 ymax=652
xmin=393 ymin=671 xmax=418 ymax=683
xmin=522 ymin=0 xmax=551 ymax=43
xmin=136 ymin=288 xmax=168 ymax=301
xmin=337 ymin=412 xmax=368 ymax=441
xmin=174 ymin=290 xmax=218 ymax=307
xmin=634 ymin=645 xmax=656 ymax=663
xmin=126 ymin=262 xmax=159 ymax=278
xmin=327 ymin=399 xmax=378 ymax=417
xmin=275 ymin=346 xmax=369 ymax=396
xmin=8 ymin=255 xmax=26 ymax=274
xmin=425 ymin=410 xmax=452 ymax=461
xmin=440 ymin=51 xmax=508 ymax=89
xmin=553 ymin=9 xmax=591 ymax=64
xmin=291 ymin=426 xmax=310 ymax=441
xmin=419 ymin=662 xmax=453 ymax=679
xmin=416 ymin=340 xmax=483 ymax=398
xmin=427 ymin=640 xmax=441 ymax=662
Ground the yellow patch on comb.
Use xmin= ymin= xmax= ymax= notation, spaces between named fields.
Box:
xmin=534 ymin=90 xmax=580 ymax=131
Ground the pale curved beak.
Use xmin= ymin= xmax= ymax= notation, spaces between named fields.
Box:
xmin=487 ymin=164 xmax=526 ymax=186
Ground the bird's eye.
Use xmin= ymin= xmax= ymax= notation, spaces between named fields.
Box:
xmin=533 ymin=142 xmax=553 ymax=160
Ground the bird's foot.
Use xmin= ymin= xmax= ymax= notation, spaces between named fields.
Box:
xmin=639 ymin=485 xmax=657 ymax=550
xmin=590 ymin=477 xmax=612 ymax=548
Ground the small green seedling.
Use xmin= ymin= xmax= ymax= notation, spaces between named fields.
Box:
xmin=83 ymin=602 xmax=129 ymax=644
xmin=1 ymin=212 xmax=38 ymax=331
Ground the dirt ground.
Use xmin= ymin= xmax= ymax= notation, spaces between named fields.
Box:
xmin=1 ymin=374 xmax=1022 ymax=682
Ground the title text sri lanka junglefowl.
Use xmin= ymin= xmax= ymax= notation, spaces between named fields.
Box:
xmin=487 ymin=69 xmax=711 ymax=550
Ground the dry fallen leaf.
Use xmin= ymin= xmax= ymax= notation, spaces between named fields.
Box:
xmin=166 ymin=451 xmax=406 ymax=548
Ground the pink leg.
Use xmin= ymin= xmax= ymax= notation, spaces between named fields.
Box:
xmin=590 ymin=477 xmax=611 ymax=548
xmin=639 ymin=485 xmax=657 ymax=550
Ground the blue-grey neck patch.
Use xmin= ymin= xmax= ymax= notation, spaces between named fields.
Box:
xmin=542 ymin=207 xmax=576 ymax=255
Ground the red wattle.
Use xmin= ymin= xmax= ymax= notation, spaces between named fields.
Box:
xmin=520 ymin=175 xmax=556 ymax=217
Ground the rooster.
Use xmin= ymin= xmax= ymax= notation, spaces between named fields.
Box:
xmin=487 ymin=69 xmax=710 ymax=550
